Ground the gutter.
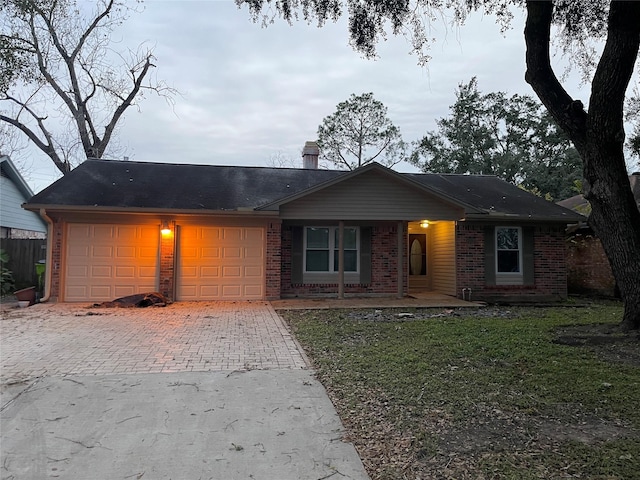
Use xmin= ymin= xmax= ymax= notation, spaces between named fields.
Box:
xmin=23 ymin=204 xmax=278 ymax=217
xmin=38 ymin=208 xmax=54 ymax=303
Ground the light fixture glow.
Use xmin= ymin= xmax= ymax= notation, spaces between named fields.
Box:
xmin=420 ymin=220 xmax=429 ymax=228
xmin=160 ymin=220 xmax=171 ymax=235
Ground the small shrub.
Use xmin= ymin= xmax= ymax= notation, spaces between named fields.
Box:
xmin=0 ymin=249 xmax=15 ymax=295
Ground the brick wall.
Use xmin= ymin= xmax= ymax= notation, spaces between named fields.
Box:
xmin=456 ymin=223 xmax=568 ymax=302
xmin=280 ymin=224 xmax=407 ymax=297
xmin=566 ymin=232 xmax=616 ymax=296
xmin=159 ymin=222 xmax=175 ymax=300
xmin=47 ymin=215 xmax=64 ymax=300
xmin=265 ymin=222 xmax=282 ymax=299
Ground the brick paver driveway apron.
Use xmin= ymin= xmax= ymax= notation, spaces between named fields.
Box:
xmin=0 ymin=301 xmax=307 ymax=382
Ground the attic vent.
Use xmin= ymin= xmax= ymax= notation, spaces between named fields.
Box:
xmin=302 ymin=141 xmax=319 ymax=169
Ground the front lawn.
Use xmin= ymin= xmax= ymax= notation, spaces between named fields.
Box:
xmin=280 ymin=303 xmax=640 ymax=479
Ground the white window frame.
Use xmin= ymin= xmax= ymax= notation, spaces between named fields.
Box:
xmin=304 ymin=226 xmax=359 ymax=274
xmin=495 ymin=226 xmax=523 ymax=276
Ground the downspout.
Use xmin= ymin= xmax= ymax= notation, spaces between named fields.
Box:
xmin=38 ymin=208 xmax=54 ymax=302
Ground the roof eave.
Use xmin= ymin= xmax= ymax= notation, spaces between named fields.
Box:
xmin=22 ymin=204 xmax=276 ymax=217
xmin=464 ymin=212 xmax=586 ymax=223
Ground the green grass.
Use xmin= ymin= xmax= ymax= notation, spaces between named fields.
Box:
xmin=281 ymin=304 xmax=640 ymax=479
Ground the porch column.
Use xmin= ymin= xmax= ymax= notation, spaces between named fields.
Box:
xmin=338 ymin=220 xmax=344 ymax=299
xmin=397 ymin=221 xmax=404 ymax=298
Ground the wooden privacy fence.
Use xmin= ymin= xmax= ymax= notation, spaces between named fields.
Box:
xmin=1 ymin=238 xmax=47 ymax=290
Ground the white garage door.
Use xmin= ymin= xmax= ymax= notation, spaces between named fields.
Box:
xmin=178 ymin=226 xmax=264 ymax=300
xmin=65 ymin=224 xmax=159 ymax=302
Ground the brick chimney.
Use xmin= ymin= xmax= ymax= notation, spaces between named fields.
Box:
xmin=302 ymin=141 xmax=319 ymax=169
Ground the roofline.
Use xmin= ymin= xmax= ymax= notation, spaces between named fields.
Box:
xmin=257 ymin=162 xmax=483 ymax=214
xmin=464 ymin=212 xmax=586 ymax=223
xmin=1 ymin=155 xmax=34 ymax=199
xmin=22 ymin=204 xmax=278 ymax=217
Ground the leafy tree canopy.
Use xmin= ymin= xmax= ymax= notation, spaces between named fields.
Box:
xmin=411 ymin=77 xmax=582 ymax=200
xmin=317 ymin=92 xmax=405 ymax=170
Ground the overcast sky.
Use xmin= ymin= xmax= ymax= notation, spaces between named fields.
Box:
xmin=16 ymin=0 xmax=594 ymax=193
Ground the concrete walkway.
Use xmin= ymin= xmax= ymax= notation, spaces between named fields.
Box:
xmin=0 ymin=302 xmax=369 ymax=480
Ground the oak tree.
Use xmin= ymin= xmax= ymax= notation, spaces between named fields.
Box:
xmin=237 ymin=0 xmax=640 ymax=330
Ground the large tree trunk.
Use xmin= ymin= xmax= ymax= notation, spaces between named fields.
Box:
xmin=524 ymin=1 xmax=640 ymax=330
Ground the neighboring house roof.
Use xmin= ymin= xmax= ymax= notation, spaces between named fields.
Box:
xmin=1 ymin=155 xmax=47 ymax=233
xmin=557 ymin=174 xmax=640 ymax=217
xmin=24 ymin=158 xmax=584 ymax=223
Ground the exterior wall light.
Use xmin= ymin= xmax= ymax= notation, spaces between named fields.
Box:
xmin=160 ymin=220 xmax=172 ymax=235
xmin=420 ymin=220 xmax=429 ymax=228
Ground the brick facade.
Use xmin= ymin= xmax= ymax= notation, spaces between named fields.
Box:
xmin=47 ymin=215 xmax=64 ymax=300
xmin=456 ymin=223 xmax=568 ymax=302
xmin=280 ymin=224 xmax=407 ymax=297
xmin=43 ymin=214 xmax=569 ymax=303
xmin=566 ymin=232 xmax=616 ymax=297
xmin=265 ymin=222 xmax=282 ymax=299
xmin=159 ymin=222 xmax=176 ymax=300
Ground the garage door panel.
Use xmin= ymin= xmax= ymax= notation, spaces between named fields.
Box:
xmin=222 ymin=228 xmax=242 ymax=241
xmin=67 ymin=285 xmax=87 ymax=297
xmin=113 ymin=285 xmax=138 ymax=297
xmin=221 ymin=285 xmax=242 ymax=297
xmin=244 ymin=285 xmax=263 ymax=296
xmin=69 ymin=224 xmax=91 ymax=237
xmin=94 ymin=225 xmax=115 ymax=238
xmin=67 ymin=265 xmax=88 ymax=277
xmin=200 ymin=266 xmax=220 ymax=278
xmin=244 ymin=248 xmax=262 ymax=258
xmin=201 ymin=228 xmax=221 ymax=240
xmin=244 ymin=266 xmax=262 ymax=277
xmin=90 ymin=285 xmax=113 ymax=298
xmin=91 ymin=265 xmax=112 ymax=277
xmin=115 ymin=266 xmax=135 ymax=278
xmin=201 ymin=247 xmax=220 ymax=258
xmin=68 ymin=245 xmax=90 ymax=257
xmin=116 ymin=246 xmax=136 ymax=258
xmin=93 ymin=245 xmax=114 ymax=258
xmin=178 ymin=225 xmax=264 ymax=300
xmin=222 ymin=266 xmax=241 ymax=278
xmin=244 ymin=228 xmax=263 ymax=241
xmin=65 ymin=223 xmax=158 ymax=302
xmin=223 ymin=247 xmax=241 ymax=258
xmin=200 ymin=285 xmax=220 ymax=296
xmin=139 ymin=266 xmax=158 ymax=278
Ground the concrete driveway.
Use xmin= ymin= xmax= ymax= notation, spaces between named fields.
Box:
xmin=0 ymin=302 xmax=369 ymax=480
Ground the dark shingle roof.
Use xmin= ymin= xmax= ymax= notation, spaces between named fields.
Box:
xmin=28 ymin=159 xmax=343 ymax=211
xmin=407 ymin=173 xmax=582 ymax=221
xmin=25 ymin=159 xmax=583 ymax=222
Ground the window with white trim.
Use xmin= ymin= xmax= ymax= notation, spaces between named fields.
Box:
xmin=305 ymin=226 xmax=358 ymax=273
xmin=496 ymin=227 xmax=522 ymax=273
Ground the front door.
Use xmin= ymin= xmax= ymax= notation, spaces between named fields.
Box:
xmin=409 ymin=233 xmax=428 ymax=292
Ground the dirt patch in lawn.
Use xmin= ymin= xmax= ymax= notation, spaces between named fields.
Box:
xmin=553 ymin=322 xmax=640 ymax=367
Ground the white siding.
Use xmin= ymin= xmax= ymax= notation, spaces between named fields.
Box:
xmin=0 ymin=176 xmax=46 ymax=233
xmin=430 ymin=222 xmax=456 ymax=296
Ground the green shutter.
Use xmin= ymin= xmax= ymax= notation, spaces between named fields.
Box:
xmin=484 ymin=227 xmax=496 ymax=285
xmin=523 ymin=227 xmax=535 ymax=285
xmin=291 ymin=226 xmax=303 ymax=284
xmin=360 ymin=227 xmax=372 ymax=285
